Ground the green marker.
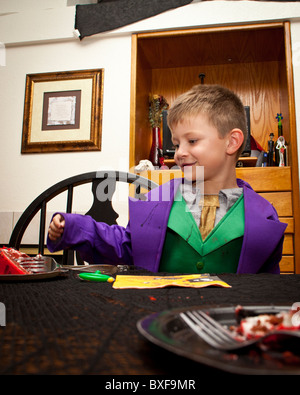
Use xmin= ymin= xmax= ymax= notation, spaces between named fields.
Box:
xmin=78 ymin=270 xmax=115 ymax=283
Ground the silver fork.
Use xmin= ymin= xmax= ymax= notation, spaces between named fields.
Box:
xmin=18 ymin=256 xmax=119 ymax=274
xmin=179 ymin=310 xmax=300 ymax=351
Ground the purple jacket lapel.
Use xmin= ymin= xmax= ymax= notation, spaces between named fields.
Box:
xmin=237 ymin=181 xmax=286 ymax=273
xmin=128 ymin=178 xmax=181 ymax=271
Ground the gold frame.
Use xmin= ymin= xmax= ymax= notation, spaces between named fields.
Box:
xmin=21 ymin=69 xmax=104 ymax=153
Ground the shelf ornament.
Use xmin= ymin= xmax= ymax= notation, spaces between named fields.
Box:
xmin=148 ymin=94 xmax=169 ymax=167
xmin=276 ymin=136 xmax=287 ymax=167
xmin=276 ymin=113 xmax=283 ymax=136
xmin=267 ymin=132 xmax=275 ymax=166
xmin=275 ymin=113 xmax=287 ymax=167
xmin=149 ymin=94 xmax=169 ymax=128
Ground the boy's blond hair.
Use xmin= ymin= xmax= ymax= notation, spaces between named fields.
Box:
xmin=167 ymin=84 xmax=247 ymax=157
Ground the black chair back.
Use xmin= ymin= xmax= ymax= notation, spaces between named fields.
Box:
xmin=9 ymin=171 xmax=158 ymax=265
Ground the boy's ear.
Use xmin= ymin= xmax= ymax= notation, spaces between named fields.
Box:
xmin=226 ymin=128 xmax=244 ymax=155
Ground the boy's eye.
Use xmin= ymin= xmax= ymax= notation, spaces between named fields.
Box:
xmin=189 ymin=139 xmax=197 ymax=144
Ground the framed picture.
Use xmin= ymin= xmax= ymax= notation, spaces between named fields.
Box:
xmin=21 ymin=69 xmax=104 ymax=153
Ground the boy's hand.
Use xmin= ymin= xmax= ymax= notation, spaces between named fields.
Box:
xmin=48 ymin=214 xmax=65 ymax=241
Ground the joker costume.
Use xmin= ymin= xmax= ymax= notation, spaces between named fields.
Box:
xmin=47 ymin=178 xmax=287 ymax=274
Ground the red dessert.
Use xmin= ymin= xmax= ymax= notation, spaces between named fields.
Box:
xmin=0 ymin=248 xmax=32 ymax=275
xmin=231 ymin=306 xmax=300 ymax=341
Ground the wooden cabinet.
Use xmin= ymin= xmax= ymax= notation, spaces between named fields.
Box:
xmin=130 ymin=22 xmax=300 ymax=273
xmin=236 ymin=167 xmax=295 ymax=273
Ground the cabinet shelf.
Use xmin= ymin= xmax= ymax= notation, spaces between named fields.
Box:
xmin=163 ymin=157 xmax=258 ymax=169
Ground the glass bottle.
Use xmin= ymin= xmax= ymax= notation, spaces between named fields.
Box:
xmin=149 ymin=126 xmax=165 ymax=167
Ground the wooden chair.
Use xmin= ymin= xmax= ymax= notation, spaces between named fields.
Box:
xmin=9 ymin=171 xmax=158 ymax=265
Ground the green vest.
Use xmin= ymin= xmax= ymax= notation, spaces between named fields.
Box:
xmin=159 ymin=192 xmax=245 ymax=274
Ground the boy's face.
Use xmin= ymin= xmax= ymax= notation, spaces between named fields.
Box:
xmin=171 ymin=114 xmax=230 ymax=183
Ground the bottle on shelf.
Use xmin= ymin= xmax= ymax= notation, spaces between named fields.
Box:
xmin=149 ymin=126 xmax=165 ymax=167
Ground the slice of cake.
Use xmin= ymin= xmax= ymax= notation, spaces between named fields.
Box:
xmin=231 ymin=306 xmax=300 ymax=340
xmin=0 ymin=248 xmax=32 ymax=275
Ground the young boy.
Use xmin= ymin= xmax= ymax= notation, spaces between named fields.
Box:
xmin=47 ymin=85 xmax=286 ymax=274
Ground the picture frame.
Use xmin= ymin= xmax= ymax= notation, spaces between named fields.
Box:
xmin=21 ymin=69 xmax=104 ymax=153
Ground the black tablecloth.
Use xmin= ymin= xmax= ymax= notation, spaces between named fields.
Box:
xmin=0 ymin=271 xmax=299 ymax=375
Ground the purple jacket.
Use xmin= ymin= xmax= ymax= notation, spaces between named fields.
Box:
xmin=47 ymin=178 xmax=287 ymax=274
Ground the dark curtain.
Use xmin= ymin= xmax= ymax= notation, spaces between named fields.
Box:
xmin=75 ymin=0 xmax=193 ymax=39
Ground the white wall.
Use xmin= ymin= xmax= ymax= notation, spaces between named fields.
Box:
xmin=1 ymin=1 xmax=300 ymax=243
